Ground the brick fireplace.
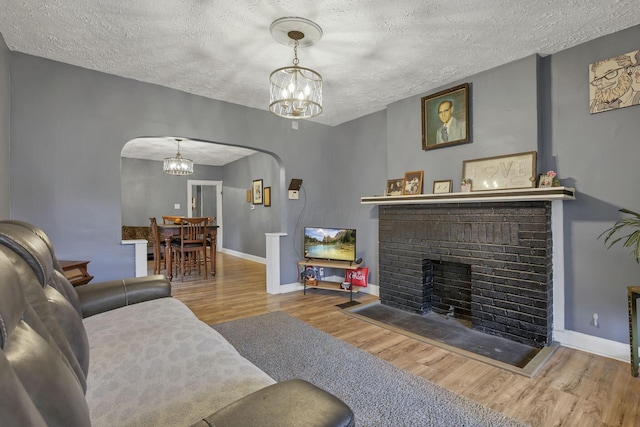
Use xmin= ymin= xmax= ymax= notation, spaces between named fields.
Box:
xmin=378 ymin=201 xmax=553 ymax=348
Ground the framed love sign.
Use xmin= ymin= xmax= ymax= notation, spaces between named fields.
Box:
xmin=462 ymin=151 xmax=537 ymax=191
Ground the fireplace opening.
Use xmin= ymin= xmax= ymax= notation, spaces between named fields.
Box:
xmin=424 ymin=259 xmax=472 ymax=322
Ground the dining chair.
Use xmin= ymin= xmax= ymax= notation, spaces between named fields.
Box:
xmin=148 ymin=217 xmax=166 ymax=274
xmin=170 ymin=217 xmax=208 ymax=282
xmin=204 ymin=216 xmax=216 ymax=267
xmin=162 ymin=215 xmax=184 ymax=224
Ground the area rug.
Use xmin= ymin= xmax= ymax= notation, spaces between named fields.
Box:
xmin=212 ymin=311 xmax=529 ymax=427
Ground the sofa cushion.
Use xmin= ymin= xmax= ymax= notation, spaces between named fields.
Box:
xmin=83 ymin=297 xmax=275 ymax=427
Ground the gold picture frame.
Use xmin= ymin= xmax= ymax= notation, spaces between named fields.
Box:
xmin=246 ymin=189 xmax=252 ymax=203
xmin=462 ymin=151 xmax=537 ymax=191
xmin=402 ymin=171 xmax=424 ymax=195
xmin=421 ymin=83 xmax=470 ymax=150
xmin=264 ymin=186 xmax=271 ymax=207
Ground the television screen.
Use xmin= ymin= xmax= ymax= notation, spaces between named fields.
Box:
xmin=304 ymin=227 xmax=356 ymax=262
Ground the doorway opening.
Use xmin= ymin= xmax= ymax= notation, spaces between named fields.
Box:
xmin=187 ymin=180 xmax=222 ymax=252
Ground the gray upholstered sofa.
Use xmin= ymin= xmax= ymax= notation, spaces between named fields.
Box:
xmin=0 ymin=220 xmax=354 ymax=427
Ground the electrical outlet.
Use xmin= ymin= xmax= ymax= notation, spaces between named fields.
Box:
xmin=591 ymin=312 xmax=599 ymax=327
xmin=288 ymin=190 xmax=299 ymax=200
xmin=174 ymin=203 xmax=180 ymax=209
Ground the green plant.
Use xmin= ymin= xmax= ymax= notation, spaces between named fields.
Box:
xmin=599 ymin=208 xmax=640 ymax=263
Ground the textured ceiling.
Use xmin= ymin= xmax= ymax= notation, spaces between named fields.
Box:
xmin=2 ymin=0 xmax=640 ymax=130
xmin=121 ymin=137 xmax=257 ymax=166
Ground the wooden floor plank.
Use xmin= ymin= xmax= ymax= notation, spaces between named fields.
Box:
xmin=161 ymin=253 xmax=640 ymax=427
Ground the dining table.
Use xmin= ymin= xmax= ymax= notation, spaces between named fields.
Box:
xmin=157 ymin=222 xmax=218 ymax=281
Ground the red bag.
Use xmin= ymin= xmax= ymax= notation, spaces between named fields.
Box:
xmin=344 ymin=267 xmax=369 ymax=287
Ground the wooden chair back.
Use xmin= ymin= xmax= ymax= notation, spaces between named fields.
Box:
xmin=148 ymin=217 xmax=165 ymax=274
xmin=179 ymin=217 xmax=208 ymax=244
xmin=162 ymin=215 xmax=184 ymax=224
xmin=172 ymin=217 xmax=208 ymax=281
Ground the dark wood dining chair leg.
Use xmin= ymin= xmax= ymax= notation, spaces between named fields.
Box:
xmin=165 ymin=237 xmax=173 ymax=281
xmin=214 ymin=239 xmax=216 ymax=276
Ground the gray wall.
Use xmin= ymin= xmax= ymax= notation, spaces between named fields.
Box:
xmin=9 ymin=53 xmax=335 ymax=282
xmin=331 ymin=110 xmax=388 ymax=284
xmin=0 ymin=34 xmax=9 ymax=218
xmin=120 ymin=157 xmax=223 ymax=225
xmin=547 ymin=26 xmax=640 ymax=341
xmin=5 ymin=23 xmax=640 ymax=344
xmin=222 ymin=152 xmax=280 ymax=258
xmin=385 ymin=54 xmax=539 ymax=183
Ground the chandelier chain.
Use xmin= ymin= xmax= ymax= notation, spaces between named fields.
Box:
xmin=293 ymin=40 xmax=299 ymax=66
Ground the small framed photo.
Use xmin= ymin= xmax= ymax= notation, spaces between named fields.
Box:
xmin=264 ymin=186 xmax=271 ymax=207
xmin=538 ymin=174 xmax=553 ymax=188
xmin=385 ymin=178 xmax=404 ymax=196
xmin=246 ymin=189 xmax=252 ymax=203
xmin=433 ymin=180 xmax=452 ymax=194
xmin=402 ymin=171 xmax=424 ymax=195
xmin=252 ymin=179 xmax=263 ymax=204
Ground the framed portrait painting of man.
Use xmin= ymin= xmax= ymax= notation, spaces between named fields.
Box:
xmin=421 ymin=83 xmax=470 ymax=150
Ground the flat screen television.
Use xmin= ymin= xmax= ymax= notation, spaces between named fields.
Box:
xmin=304 ymin=227 xmax=356 ymax=262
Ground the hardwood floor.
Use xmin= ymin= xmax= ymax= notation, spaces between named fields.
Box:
xmin=162 ymin=253 xmax=640 ymax=427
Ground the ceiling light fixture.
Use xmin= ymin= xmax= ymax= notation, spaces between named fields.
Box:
xmin=269 ymin=17 xmax=323 ymax=119
xmin=163 ymin=138 xmax=193 ymax=175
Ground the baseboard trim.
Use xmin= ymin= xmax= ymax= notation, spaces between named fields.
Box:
xmin=554 ymin=328 xmax=629 ymax=363
xmin=221 ymin=248 xmax=266 ymax=264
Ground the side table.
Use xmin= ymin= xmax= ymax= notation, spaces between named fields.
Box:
xmin=59 ymin=260 xmax=94 ymax=287
xmin=628 ymin=286 xmax=640 ymax=376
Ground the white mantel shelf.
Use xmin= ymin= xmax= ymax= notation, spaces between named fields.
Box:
xmin=361 ymin=186 xmax=575 ymax=206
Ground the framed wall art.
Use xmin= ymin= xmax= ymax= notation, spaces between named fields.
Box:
xmin=385 ymin=178 xmax=404 ymax=196
xmin=246 ymin=189 xmax=252 ymax=203
xmin=462 ymin=151 xmax=536 ymax=191
xmin=589 ymin=49 xmax=640 ymax=114
xmin=252 ymin=179 xmax=263 ymax=204
xmin=433 ymin=179 xmax=452 ymax=194
xmin=421 ymin=83 xmax=470 ymax=150
xmin=264 ymin=186 xmax=271 ymax=207
xmin=402 ymin=171 xmax=424 ymax=195
xmin=537 ymin=174 xmax=553 ymax=188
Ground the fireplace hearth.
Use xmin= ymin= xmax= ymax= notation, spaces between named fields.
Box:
xmin=378 ymin=201 xmax=553 ymax=348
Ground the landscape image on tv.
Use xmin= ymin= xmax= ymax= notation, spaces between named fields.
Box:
xmin=304 ymin=227 xmax=356 ymax=262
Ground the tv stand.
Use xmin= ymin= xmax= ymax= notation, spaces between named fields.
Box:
xmin=298 ymin=259 xmax=363 ymax=301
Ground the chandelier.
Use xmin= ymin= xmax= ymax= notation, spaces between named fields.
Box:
xmin=269 ymin=17 xmax=323 ymax=119
xmin=163 ymin=138 xmax=193 ymax=175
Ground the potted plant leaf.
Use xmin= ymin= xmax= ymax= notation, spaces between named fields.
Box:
xmin=599 ymin=208 xmax=640 ymax=263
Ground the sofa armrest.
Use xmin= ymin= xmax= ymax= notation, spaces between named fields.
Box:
xmin=191 ymin=379 xmax=355 ymax=427
xmin=75 ymin=274 xmax=171 ymax=318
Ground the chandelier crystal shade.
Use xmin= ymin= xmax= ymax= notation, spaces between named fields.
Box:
xmin=163 ymin=138 xmax=193 ymax=175
xmin=269 ymin=17 xmax=323 ymax=119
